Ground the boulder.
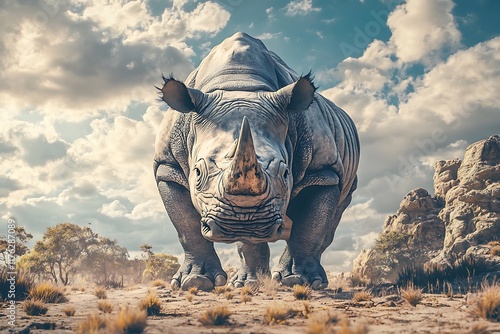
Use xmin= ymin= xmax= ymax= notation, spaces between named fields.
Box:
xmin=352 ymin=135 xmax=500 ymax=283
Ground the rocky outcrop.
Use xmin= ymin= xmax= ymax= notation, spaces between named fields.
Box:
xmin=353 ymin=135 xmax=500 ymax=283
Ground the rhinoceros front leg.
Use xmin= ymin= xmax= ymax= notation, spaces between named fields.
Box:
xmin=273 ymin=184 xmax=352 ymax=290
xmin=157 ymin=180 xmax=227 ymax=291
xmin=229 ymin=242 xmax=270 ymax=288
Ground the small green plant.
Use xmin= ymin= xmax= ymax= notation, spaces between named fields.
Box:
xmin=352 ymin=290 xmax=372 ymax=303
xmin=138 ymin=292 xmax=162 ymax=316
xmin=62 ymin=306 xmax=76 ymax=316
xmin=471 ymin=282 xmax=500 ymax=321
xmin=293 ymin=284 xmax=312 ymax=300
xmin=98 ymin=300 xmax=114 ymax=313
xmin=400 ymin=284 xmax=423 ymax=307
xmin=29 ymin=282 xmax=67 ymax=303
xmin=23 ymin=300 xmax=48 ymax=316
xmin=199 ymin=306 xmax=231 ymax=326
xmin=94 ymin=286 xmax=107 ymax=299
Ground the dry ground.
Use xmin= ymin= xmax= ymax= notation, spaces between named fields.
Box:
xmin=1 ymin=282 xmax=499 ymax=333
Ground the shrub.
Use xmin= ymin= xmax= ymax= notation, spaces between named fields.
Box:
xmin=98 ymin=300 xmax=114 ymax=313
xmin=108 ymin=307 xmax=147 ymax=334
xmin=62 ymin=306 xmax=76 ymax=316
xmin=94 ymin=286 xmax=107 ymax=299
xmin=240 ymin=285 xmax=257 ymax=296
xmin=471 ymin=282 xmax=500 ymax=321
xmin=76 ymin=314 xmax=107 ymax=334
xmin=263 ymin=303 xmax=295 ymax=324
xmin=257 ymin=273 xmax=279 ymax=298
xmin=23 ymin=300 xmax=48 ymax=316
xmin=186 ymin=292 xmax=194 ymax=302
xmin=306 ymin=312 xmax=339 ymax=334
xmin=241 ymin=294 xmax=252 ymax=304
xmin=1 ymin=270 xmax=33 ymax=301
xmin=29 ymin=282 xmax=67 ymax=303
xmin=352 ymin=290 xmax=372 ymax=303
xmin=151 ymin=279 xmax=166 ymax=288
xmin=213 ymin=285 xmax=232 ymax=295
xmin=138 ymin=292 xmax=162 ymax=316
xmin=188 ymin=287 xmax=199 ymax=295
xmin=293 ymin=284 xmax=312 ymax=300
xmin=400 ymin=284 xmax=423 ymax=307
xmin=397 ymin=256 xmax=489 ymax=292
xmin=224 ymin=291 xmax=233 ymax=300
xmin=199 ymin=306 xmax=231 ymax=326
xmin=491 ymin=246 xmax=500 ymax=257
xmin=337 ymin=319 xmax=369 ymax=334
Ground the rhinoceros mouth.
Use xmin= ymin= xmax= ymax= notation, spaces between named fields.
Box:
xmin=199 ymin=199 xmax=285 ymax=243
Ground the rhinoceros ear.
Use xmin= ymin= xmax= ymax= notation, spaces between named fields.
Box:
xmin=156 ymin=75 xmax=206 ymax=113
xmin=275 ymin=73 xmax=316 ymax=112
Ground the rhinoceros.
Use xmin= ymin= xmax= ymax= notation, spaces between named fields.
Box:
xmin=154 ymin=32 xmax=359 ymax=291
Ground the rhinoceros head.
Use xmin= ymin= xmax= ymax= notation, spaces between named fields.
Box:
xmin=158 ymin=75 xmax=315 ymax=243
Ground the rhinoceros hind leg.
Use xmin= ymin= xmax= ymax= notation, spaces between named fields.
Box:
xmin=229 ymin=242 xmax=270 ymax=288
xmin=157 ymin=180 xmax=227 ymax=292
xmin=273 ymin=185 xmax=346 ymax=290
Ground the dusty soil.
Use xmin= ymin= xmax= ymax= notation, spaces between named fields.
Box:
xmin=1 ymin=283 xmax=499 ymax=334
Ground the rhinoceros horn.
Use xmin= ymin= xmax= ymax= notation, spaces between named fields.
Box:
xmin=223 ymin=117 xmax=267 ymax=196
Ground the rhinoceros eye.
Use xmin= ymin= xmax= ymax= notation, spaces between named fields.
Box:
xmin=193 ymin=159 xmax=208 ymax=191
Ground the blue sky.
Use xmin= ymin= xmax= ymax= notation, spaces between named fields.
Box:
xmin=1 ymin=0 xmax=499 ymax=273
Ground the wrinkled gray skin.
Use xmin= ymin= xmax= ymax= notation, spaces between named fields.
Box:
xmin=154 ymin=32 xmax=359 ymax=291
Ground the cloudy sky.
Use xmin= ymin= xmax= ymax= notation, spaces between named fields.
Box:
xmin=1 ymin=0 xmax=499 ymax=273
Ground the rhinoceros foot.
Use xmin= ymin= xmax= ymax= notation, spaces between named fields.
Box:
xmin=272 ymin=253 xmax=328 ymax=290
xmin=228 ymin=242 xmax=271 ymax=289
xmin=171 ymin=257 xmax=227 ymax=292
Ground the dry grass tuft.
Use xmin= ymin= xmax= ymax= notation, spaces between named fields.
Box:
xmin=400 ymin=284 xmax=423 ymax=307
xmin=352 ymin=290 xmax=372 ymax=303
xmin=224 ymin=291 xmax=234 ymax=300
xmin=62 ymin=306 xmax=76 ymax=316
xmin=213 ymin=285 xmax=232 ymax=295
xmin=241 ymin=294 xmax=252 ymax=304
xmin=337 ymin=319 xmax=369 ymax=334
xmin=94 ymin=286 xmax=108 ymax=299
xmin=491 ymin=246 xmax=500 ymax=257
xmin=188 ymin=287 xmax=199 ymax=295
xmin=23 ymin=300 xmax=48 ymax=316
xmin=138 ymin=292 xmax=162 ymax=316
xmin=108 ymin=307 xmax=147 ymax=334
xmin=263 ymin=303 xmax=295 ymax=325
xmin=76 ymin=314 xmax=107 ymax=334
xmin=469 ymin=322 xmax=490 ymax=334
xmin=29 ymin=282 xmax=67 ymax=303
xmin=151 ymin=279 xmax=166 ymax=288
xmin=199 ymin=306 xmax=231 ymax=326
xmin=471 ymin=282 xmax=500 ymax=321
xmin=306 ymin=312 xmax=339 ymax=334
xmin=98 ymin=300 xmax=114 ymax=313
xmin=293 ymin=284 xmax=312 ymax=300
xmin=240 ymin=285 xmax=258 ymax=296
xmin=257 ymin=273 xmax=280 ymax=298
xmin=186 ymin=292 xmax=194 ymax=302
